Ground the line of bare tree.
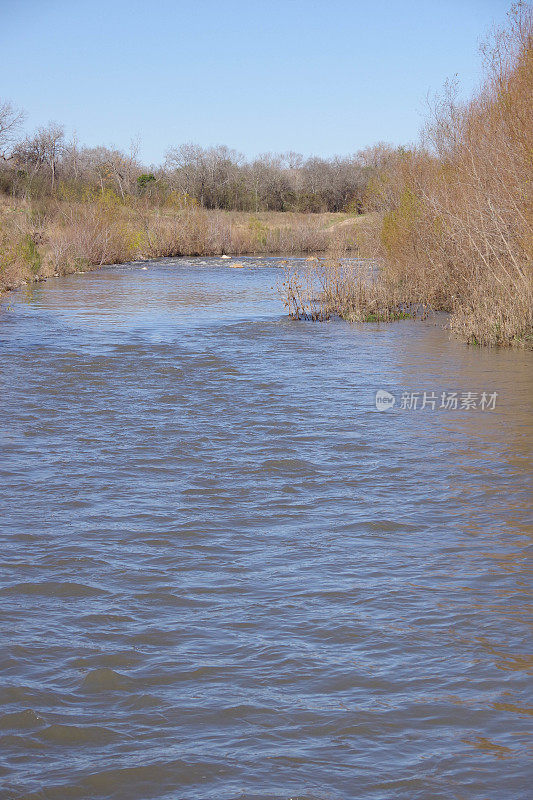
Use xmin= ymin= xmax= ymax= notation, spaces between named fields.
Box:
xmin=0 ymin=103 xmax=398 ymax=213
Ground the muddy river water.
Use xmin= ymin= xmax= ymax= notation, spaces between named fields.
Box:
xmin=1 ymin=257 xmax=531 ymax=800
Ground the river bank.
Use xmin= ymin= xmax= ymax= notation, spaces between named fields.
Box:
xmin=0 ymin=197 xmax=365 ymax=296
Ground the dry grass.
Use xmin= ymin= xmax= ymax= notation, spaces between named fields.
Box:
xmin=280 ymin=253 xmax=421 ymax=323
xmin=0 ymin=195 xmax=362 ymax=295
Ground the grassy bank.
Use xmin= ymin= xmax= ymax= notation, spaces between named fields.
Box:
xmin=0 ymin=196 xmax=362 ymax=295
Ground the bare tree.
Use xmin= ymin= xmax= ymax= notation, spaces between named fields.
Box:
xmin=0 ymin=100 xmax=25 ymax=161
xmin=14 ymin=122 xmax=65 ymax=190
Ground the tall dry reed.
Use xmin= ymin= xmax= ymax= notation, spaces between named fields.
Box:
xmin=360 ymin=3 xmax=533 ymax=347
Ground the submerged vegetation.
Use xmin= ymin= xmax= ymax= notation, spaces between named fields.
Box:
xmin=1 ymin=4 xmax=531 ymax=348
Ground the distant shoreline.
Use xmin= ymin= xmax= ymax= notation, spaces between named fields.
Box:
xmin=0 ymin=202 xmax=365 ymax=297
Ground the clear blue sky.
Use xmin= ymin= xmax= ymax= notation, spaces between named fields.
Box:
xmin=1 ymin=0 xmax=512 ymax=164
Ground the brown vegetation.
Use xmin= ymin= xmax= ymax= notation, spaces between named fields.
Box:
xmin=281 ymin=246 xmax=418 ymax=323
xmin=0 ymin=193 xmax=363 ymax=293
xmin=283 ymin=3 xmax=533 ymax=347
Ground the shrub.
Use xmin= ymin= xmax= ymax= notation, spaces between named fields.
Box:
xmin=361 ymin=2 xmax=533 ymax=346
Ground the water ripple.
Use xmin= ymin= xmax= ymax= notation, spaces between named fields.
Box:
xmin=0 ymin=257 xmax=531 ymax=800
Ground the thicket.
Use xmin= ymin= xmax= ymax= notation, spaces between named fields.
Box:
xmin=283 ymin=3 xmax=533 ymax=347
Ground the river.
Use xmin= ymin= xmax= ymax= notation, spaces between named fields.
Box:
xmin=1 ymin=257 xmax=531 ymax=800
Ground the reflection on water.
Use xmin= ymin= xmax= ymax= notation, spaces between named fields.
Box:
xmin=0 ymin=256 xmax=532 ymax=800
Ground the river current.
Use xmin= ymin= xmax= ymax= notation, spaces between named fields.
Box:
xmin=1 ymin=257 xmax=531 ymax=800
